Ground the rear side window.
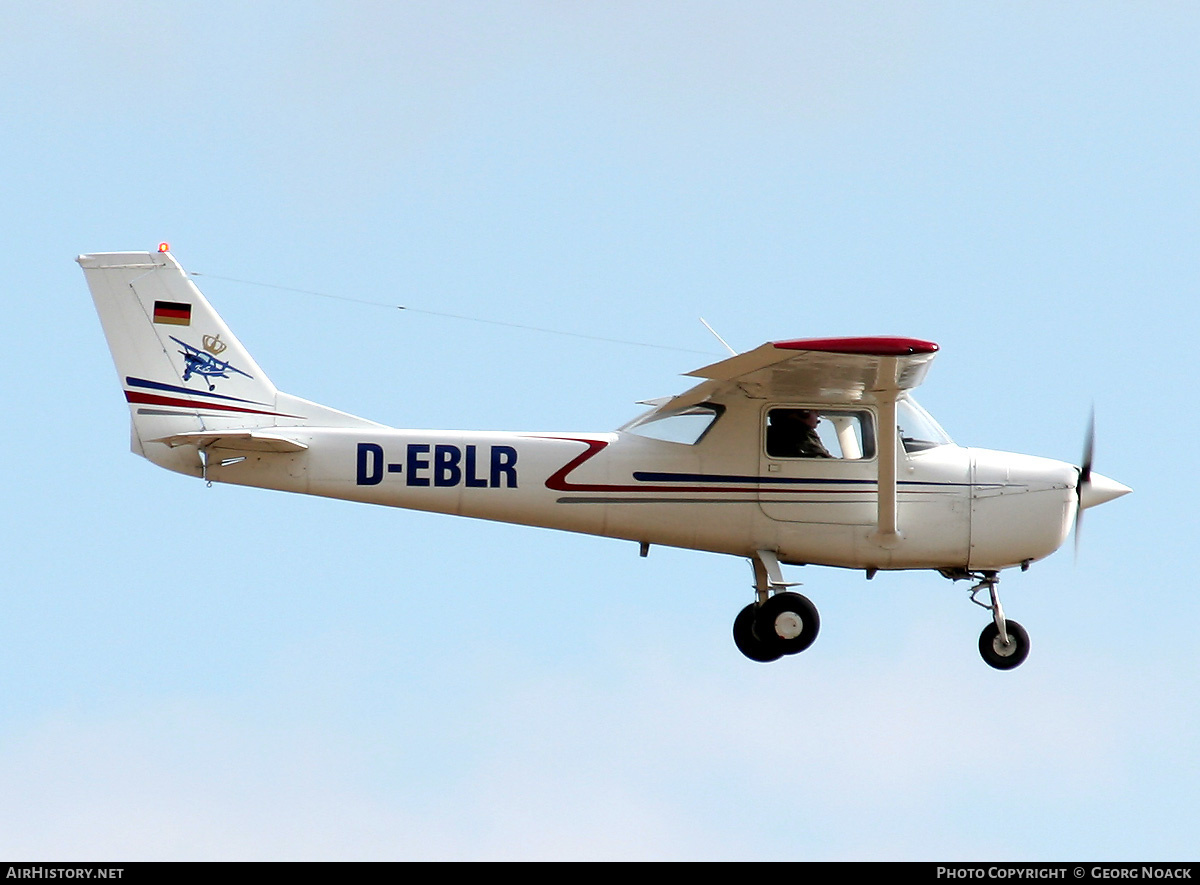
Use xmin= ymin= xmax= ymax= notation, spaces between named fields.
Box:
xmin=624 ymin=404 xmax=723 ymax=445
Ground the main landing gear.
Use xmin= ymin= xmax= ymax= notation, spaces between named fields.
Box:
xmin=733 ymin=558 xmax=1033 ymax=669
xmin=733 ymin=551 xmax=820 ymax=663
xmin=965 ymin=570 xmax=1030 ymax=670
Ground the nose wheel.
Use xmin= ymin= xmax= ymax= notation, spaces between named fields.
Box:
xmin=967 ymin=571 xmax=1031 ymax=670
xmin=979 ymin=620 xmax=1030 ymax=669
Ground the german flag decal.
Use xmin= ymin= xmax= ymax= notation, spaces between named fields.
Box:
xmin=153 ymin=300 xmax=192 ymax=326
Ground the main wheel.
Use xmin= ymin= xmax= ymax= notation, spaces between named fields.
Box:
xmin=754 ymin=592 xmax=820 ymax=656
xmin=733 ymin=603 xmax=782 ymax=662
xmin=978 ymin=620 xmax=1030 ymax=670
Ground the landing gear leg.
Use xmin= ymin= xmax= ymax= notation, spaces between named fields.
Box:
xmin=968 ymin=571 xmax=1030 ymax=670
xmin=732 ymin=551 xmax=820 ymax=662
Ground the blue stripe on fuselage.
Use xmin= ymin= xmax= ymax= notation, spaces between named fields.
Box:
xmin=632 ymin=471 xmax=977 ymax=487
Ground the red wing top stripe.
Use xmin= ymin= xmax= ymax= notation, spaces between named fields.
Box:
xmin=771 ymin=336 xmax=939 ymax=356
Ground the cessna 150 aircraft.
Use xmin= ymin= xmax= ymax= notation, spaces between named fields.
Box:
xmin=81 ymin=247 xmax=1130 ymax=670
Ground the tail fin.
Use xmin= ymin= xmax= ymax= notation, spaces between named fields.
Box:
xmin=80 ymin=249 xmax=378 ymax=470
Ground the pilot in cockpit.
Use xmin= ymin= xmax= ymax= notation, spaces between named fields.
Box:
xmin=767 ymin=408 xmax=833 ymax=459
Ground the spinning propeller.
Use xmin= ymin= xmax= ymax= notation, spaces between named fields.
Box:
xmin=1074 ymin=408 xmax=1131 ymax=558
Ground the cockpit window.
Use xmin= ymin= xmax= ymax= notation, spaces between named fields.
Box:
xmin=623 ymin=404 xmax=723 ymax=445
xmin=765 ymin=408 xmax=875 ymax=460
xmin=897 ymin=397 xmax=953 ymax=452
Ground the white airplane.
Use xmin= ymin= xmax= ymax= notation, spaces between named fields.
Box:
xmin=81 ymin=247 xmax=1130 ymax=670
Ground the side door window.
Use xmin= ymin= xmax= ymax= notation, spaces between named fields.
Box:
xmin=765 ymin=408 xmax=876 ymax=460
xmin=759 ymin=407 xmax=877 ymax=525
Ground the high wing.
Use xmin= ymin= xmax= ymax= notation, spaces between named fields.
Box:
xmin=656 ymin=336 xmax=940 ymax=547
xmin=665 ymin=336 xmax=940 ymax=411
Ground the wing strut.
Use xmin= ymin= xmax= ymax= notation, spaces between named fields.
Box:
xmin=871 ymin=359 xmax=902 ymax=549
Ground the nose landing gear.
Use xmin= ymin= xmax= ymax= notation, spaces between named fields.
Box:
xmin=967 ymin=571 xmax=1031 ymax=670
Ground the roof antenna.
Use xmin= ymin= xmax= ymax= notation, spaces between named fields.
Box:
xmin=699 ymin=317 xmax=737 ymax=356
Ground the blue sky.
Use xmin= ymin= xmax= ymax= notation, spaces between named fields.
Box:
xmin=2 ymin=2 xmax=1195 ymax=860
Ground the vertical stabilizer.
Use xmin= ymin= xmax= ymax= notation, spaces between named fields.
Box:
xmin=80 ymin=249 xmax=377 ymax=471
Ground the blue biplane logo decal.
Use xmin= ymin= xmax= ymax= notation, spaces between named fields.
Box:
xmin=169 ymin=335 xmax=253 ymax=391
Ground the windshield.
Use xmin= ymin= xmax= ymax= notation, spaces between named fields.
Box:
xmin=897 ymin=397 xmax=953 ymax=452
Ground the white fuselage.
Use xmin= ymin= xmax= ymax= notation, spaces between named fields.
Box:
xmin=144 ymin=401 xmax=1078 ymax=573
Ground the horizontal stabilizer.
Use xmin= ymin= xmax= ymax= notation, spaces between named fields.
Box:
xmin=154 ymin=430 xmax=309 ymax=453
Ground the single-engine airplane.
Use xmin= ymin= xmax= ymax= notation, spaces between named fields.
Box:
xmin=81 ymin=248 xmax=1130 ymax=669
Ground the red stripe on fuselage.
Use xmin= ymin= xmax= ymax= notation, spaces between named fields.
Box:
xmin=537 ymin=436 xmax=849 ymax=496
xmin=542 ymin=438 xmax=612 ymax=491
xmin=125 ymin=390 xmax=300 ymax=418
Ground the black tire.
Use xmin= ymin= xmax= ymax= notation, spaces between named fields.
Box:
xmin=733 ymin=603 xmax=782 ymax=662
xmin=754 ymin=592 xmax=820 ymax=656
xmin=979 ymin=620 xmax=1030 ymax=670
